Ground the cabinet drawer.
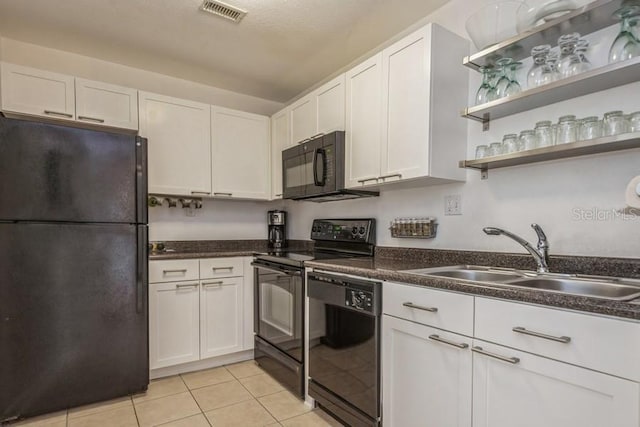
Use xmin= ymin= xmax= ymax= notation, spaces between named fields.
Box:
xmin=383 ymin=282 xmax=474 ymax=336
xmin=475 ymin=297 xmax=640 ymax=381
xmin=200 ymin=257 xmax=244 ymax=279
xmin=149 ymin=259 xmax=199 ymax=283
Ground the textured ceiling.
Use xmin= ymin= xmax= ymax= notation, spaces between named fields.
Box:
xmin=0 ymin=0 xmax=449 ymax=102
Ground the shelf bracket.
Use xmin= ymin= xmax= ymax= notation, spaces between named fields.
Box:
xmin=481 ymin=168 xmax=489 ymax=180
xmin=482 ymin=113 xmax=490 ymax=131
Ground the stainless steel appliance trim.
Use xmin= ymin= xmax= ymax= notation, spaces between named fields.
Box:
xmin=512 ymin=326 xmax=571 ymax=343
xmin=472 ymin=346 xmax=520 ymax=364
xmin=428 ymin=334 xmax=469 ymax=349
xmin=402 ymin=302 xmax=438 ymax=312
xmin=175 ymin=283 xmax=198 ymax=289
xmin=43 ymin=110 xmax=73 ymax=118
xmin=77 ymin=115 xmax=105 ymax=123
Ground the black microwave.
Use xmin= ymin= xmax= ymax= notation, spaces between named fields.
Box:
xmin=282 ymin=131 xmax=378 ymax=202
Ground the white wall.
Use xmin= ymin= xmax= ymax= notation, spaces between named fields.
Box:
xmin=285 ymin=0 xmax=640 ymax=258
xmin=0 ymin=37 xmax=283 ymax=116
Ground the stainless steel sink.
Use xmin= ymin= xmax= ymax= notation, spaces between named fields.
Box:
xmin=503 ymin=277 xmax=640 ymax=301
xmin=403 ymin=265 xmax=524 ymax=282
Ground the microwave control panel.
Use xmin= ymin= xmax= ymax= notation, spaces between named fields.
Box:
xmin=310 ymin=219 xmax=375 ymax=244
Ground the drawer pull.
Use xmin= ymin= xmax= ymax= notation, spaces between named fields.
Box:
xmin=163 ymin=269 xmax=188 ymax=274
xmin=44 ymin=110 xmax=73 ymax=118
xmin=191 ymin=191 xmax=211 ymax=195
xmin=472 ymin=346 xmax=520 ymax=364
xmin=512 ymin=326 xmax=571 ymax=344
xmin=428 ymin=334 xmax=469 ymax=349
xmin=402 ymin=302 xmax=438 ymax=313
xmin=211 ymin=266 xmax=234 ymax=271
xmin=357 ymin=177 xmax=378 ymax=184
xmin=203 ymin=281 xmax=224 ymax=288
xmin=77 ymin=115 xmax=105 ymax=123
xmin=214 ymin=192 xmax=233 ymax=196
xmin=379 ymin=173 xmax=402 ymax=180
xmin=175 ymin=283 xmax=198 ymax=289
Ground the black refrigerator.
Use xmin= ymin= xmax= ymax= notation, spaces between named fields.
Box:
xmin=0 ymin=116 xmax=149 ymax=422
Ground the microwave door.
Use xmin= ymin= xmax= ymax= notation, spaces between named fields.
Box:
xmin=304 ymin=139 xmax=329 ymax=197
xmin=282 ymin=146 xmax=307 ymax=198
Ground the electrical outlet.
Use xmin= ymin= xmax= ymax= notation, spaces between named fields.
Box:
xmin=444 ymin=194 xmax=462 ymax=216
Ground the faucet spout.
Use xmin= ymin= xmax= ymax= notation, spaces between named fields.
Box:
xmin=483 ymin=224 xmax=550 ymax=273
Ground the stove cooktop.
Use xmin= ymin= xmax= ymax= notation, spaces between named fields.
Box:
xmin=256 ymin=249 xmax=366 ymax=268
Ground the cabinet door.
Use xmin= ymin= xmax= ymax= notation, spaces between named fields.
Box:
xmin=316 ymin=74 xmax=345 ymax=135
xmin=1 ymin=63 xmax=75 ymax=121
xmin=381 ymin=27 xmax=431 ymax=182
xmin=139 ymin=92 xmax=211 ymax=196
xmin=383 ymin=315 xmax=472 ymax=427
xmin=211 ymin=106 xmax=270 ymax=200
xmin=290 ymin=94 xmax=316 ymax=144
xmin=271 ymin=107 xmax=290 ymax=199
xmin=149 ymin=281 xmax=200 ymax=369
xmin=200 ymin=278 xmax=243 ymax=359
xmin=75 ymin=78 xmax=138 ymax=130
xmin=345 ymin=54 xmax=383 ymax=188
xmin=472 ymin=340 xmax=640 ymax=427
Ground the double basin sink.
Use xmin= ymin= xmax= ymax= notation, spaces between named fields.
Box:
xmin=403 ymin=265 xmax=640 ymax=301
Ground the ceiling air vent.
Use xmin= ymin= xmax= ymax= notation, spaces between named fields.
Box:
xmin=200 ymin=0 xmax=247 ymax=23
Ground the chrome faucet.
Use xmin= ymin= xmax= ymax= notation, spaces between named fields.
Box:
xmin=483 ymin=224 xmax=550 ymax=273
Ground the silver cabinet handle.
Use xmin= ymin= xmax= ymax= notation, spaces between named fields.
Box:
xmin=429 ymin=334 xmax=469 ymax=349
xmin=44 ymin=110 xmax=73 ymax=118
xmin=402 ymin=302 xmax=438 ymax=313
xmin=275 ymin=194 xmax=283 ymax=197
xmin=175 ymin=283 xmax=198 ymax=289
xmin=163 ymin=269 xmax=188 ymax=274
xmin=472 ymin=346 xmax=520 ymax=364
xmin=357 ymin=177 xmax=379 ymax=184
xmin=77 ymin=115 xmax=105 ymax=123
xmin=191 ymin=191 xmax=211 ymax=195
xmin=309 ymin=132 xmax=325 ymax=140
xmin=379 ymin=173 xmax=402 ymax=180
xmin=203 ymin=281 xmax=224 ymax=288
xmin=512 ymin=327 xmax=571 ymax=344
xmin=211 ymin=266 xmax=233 ymax=271
xmin=214 ymin=192 xmax=233 ymax=196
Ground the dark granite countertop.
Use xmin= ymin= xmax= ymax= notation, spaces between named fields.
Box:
xmin=305 ymin=250 xmax=640 ymax=321
xmin=148 ymin=239 xmax=313 ymax=261
xmin=150 ymin=250 xmax=260 ymax=260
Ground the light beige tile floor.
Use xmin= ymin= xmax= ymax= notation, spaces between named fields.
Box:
xmin=7 ymin=360 xmax=340 ymax=427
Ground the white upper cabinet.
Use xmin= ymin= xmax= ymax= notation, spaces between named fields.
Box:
xmin=1 ymin=63 xmax=75 ymax=121
xmin=290 ymin=95 xmax=316 ymax=144
xmin=270 ymin=107 xmax=291 ymax=200
xmin=345 ymin=54 xmax=383 ymax=188
xmin=211 ymin=106 xmax=270 ymax=200
xmin=75 ymin=78 xmax=138 ymax=130
xmin=315 ymin=74 xmax=345 ymax=135
xmin=346 ymin=24 xmax=469 ymax=189
xmin=139 ymin=91 xmax=211 ymax=196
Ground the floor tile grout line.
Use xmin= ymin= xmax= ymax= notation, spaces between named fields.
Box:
xmin=181 ymin=375 xmax=213 ymax=427
xmin=130 ymin=396 xmax=142 ymax=427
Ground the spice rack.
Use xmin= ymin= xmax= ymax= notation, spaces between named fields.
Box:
xmin=390 ymin=218 xmax=438 ymax=239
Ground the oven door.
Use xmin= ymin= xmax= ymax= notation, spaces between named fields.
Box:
xmin=253 ymin=260 xmax=304 ymax=363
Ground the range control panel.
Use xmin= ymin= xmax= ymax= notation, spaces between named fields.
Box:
xmin=310 ymin=219 xmax=375 ymax=244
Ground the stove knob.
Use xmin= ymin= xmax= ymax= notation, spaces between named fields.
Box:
xmin=351 ymin=227 xmax=358 ymax=235
xmin=312 ymin=226 xmax=318 ymax=232
xmin=359 ymin=227 xmax=366 ymax=235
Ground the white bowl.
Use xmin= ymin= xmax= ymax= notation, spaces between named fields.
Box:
xmin=466 ymin=1 xmax=525 ymax=51
xmin=516 ymin=0 xmax=588 ymax=33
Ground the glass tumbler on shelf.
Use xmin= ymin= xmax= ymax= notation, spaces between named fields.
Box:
xmin=579 ymin=116 xmax=603 ymax=140
xmin=527 ymin=44 xmax=551 ymax=88
xmin=502 ymin=134 xmax=520 ymax=154
xmin=535 ymin=120 xmax=554 ymax=147
xmin=557 ymin=33 xmax=581 ymax=78
xmin=629 ymin=111 xmax=640 ymax=132
xmin=488 ymin=142 xmax=504 ymax=157
xmin=475 ymin=144 xmax=489 ymax=159
xmin=609 ymin=4 xmax=640 ymax=63
xmin=603 ymin=110 xmax=629 ymax=136
xmin=556 ymin=115 xmax=578 ymax=144
xmin=519 ymin=130 xmax=538 ymax=151
xmin=539 ymin=51 xmax=560 ymax=86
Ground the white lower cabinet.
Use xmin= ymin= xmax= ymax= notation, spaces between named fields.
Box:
xmin=472 ymin=340 xmax=640 ymax=427
xmin=382 ymin=315 xmax=472 ymax=427
xmin=200 ymin=278 xmax=243 ymax=359
xmin=149 ymin=257 xmax=252 ymax=371
xmin=149 ymin=281 xmax=200 ymax=369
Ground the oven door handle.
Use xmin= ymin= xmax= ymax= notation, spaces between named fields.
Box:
xmin=312 ymin=148 xmax=326 ymax=187
xmin=251 ymin=261 xmax=302 ymax=276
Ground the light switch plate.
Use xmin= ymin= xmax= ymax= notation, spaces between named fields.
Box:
xmin=445 ymin=194 xmax=462 ymax=216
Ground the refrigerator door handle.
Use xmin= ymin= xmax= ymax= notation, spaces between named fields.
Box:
xmin=137 ymin=226 xmax=148 ymax=314
xmin=136 ymin=137 xmax=148 ymax=224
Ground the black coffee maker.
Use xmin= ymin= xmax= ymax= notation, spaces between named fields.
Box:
xmin=268 ymin=210 xmax=287 ymax=250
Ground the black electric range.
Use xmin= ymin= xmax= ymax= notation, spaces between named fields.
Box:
xmin=251 ymin=219 xmax=376 ymax=398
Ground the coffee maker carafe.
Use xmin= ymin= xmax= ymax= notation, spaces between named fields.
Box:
xmin=268 ymin=210 xmax=287 ymax=250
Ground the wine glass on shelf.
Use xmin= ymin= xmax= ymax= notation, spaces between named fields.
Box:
xmin=609 ymin=3 xmax=640 ymax=63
